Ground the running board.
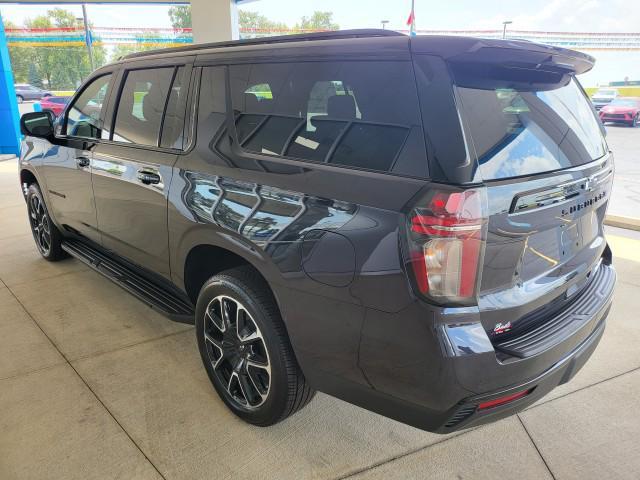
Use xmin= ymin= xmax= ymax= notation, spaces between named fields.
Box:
xmin=61 ymin=239 xmax=195 ymax=324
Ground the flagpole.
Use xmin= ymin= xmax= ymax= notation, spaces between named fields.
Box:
xmin=409 ymin=0 xmax=416 ymax=36
xmin=81 ymin=4 xmax=94 ymax=71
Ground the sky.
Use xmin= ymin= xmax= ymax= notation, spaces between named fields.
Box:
xmin=1 ymin=0 xmax=639 ymax=32
xmin=1 ymin=0 xmax=639 ymax=85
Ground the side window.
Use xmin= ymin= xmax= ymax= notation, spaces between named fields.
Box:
xmin=65 ymin=74 xmax=112 ymax=139
xmin=229 ymin=61 xmax=425 ymax=175
xmin=112 ymin=67 xmax=175 ymax=147
xmin=160 ymin=66 xmax=188 ymax=149
xmin=245 ymin=83 xmax=272 ymax=101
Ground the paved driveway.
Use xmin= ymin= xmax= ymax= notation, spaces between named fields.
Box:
xmin=1 ymin=157 xmax=639 ymax=480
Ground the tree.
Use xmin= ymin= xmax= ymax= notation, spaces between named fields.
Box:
xmin=28 ymin=63 xmax=43 ymax=88
xmin=168 ymin=5 xmax=192 ymax=29
xmin=110 ymin=32 xmax=166 ymax=62
xmin=296 ymin=11 xmax=339 ymax=32
xmin=5 ymin=20 xmax=32 ymax=83
xmin=9 ymin=8 xmax=108 ymax=90
xmin=239 ymin=11 xmax=288 ymax=36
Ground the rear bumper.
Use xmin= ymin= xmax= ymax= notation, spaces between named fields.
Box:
xmin=439 ymin=307 xmax=608 ymax=432
xmin=600 ymin=113 xmax=634 ymax=123
xmin=438 ymin=262 xmax=615 ymax=432
xmin=341 ymin=262 xmax=616 ymax=433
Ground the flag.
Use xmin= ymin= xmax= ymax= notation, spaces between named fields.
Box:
xmin=406 ymin=0 xmax=416 ymax=36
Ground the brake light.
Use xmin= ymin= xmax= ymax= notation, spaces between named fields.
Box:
xmin=406 ymin=188 xmax=487 ymax=303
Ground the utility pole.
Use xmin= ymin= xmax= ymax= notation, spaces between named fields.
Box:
xmin=81 ymin=4 xmax=94 ymax=71
xmin=502 ymin=20 xmax=512 ymax=39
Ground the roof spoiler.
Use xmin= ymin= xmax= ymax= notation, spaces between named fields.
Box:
xmin=411 ymin=36 xmax=595 ymax=76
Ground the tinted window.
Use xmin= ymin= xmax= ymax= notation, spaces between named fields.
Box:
xmin=245 ymin=116 xmax=301 ymax=155
xmin=331 ymin=124 xmax=408 ymax=171
xmin=457 ymin=77 xmax=607 ymax=180
xmin=65 ymin=74 xmax=112 ymax=139
xmin=113 ymin=67 xmax=175 ymax=146
xmin=160 ymin=67 xmax=187 ymax=149
xmin=229 ymin=61 xmax=424 ymax=175
xmin=609 ymin=98 xmax=639 ymax=107
xmin=48 ymin=97 xmax=70 ymax=105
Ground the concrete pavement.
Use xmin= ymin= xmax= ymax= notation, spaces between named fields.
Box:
xmin=1 ymin=157 xmax=639 ymax=479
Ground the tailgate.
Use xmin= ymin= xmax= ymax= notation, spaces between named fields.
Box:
xmin=479 ymin=157 xmax=613 ymax=340
xmin=451 ymin=54 xmax=612 ymax=340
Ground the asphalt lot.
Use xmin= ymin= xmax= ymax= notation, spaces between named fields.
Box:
xmin=605 ymin=124 xmax=640 ymax=218
xmin=1 ymin=154 xmax=640 ymax=478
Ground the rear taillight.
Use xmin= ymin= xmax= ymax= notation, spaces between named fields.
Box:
xmin=406 ymin=187 xmax=487 ymax=304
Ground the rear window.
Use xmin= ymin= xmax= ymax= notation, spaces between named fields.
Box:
xmin=228 ymin=61 xmax=426 ymax=177
xmin=457 ymin=77 xmax=606 ymax=180
xmin=48 ymin=97 xmax=69 ymax=104
xmin=609 ymin=98 xmax=639 ymax=107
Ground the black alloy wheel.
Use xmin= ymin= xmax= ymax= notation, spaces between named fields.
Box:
xmin=196 ymin=266 xmax=315 ymax=426
xmin=26 ymin=183 xmax=67 ymax=261
xmin=203 ymin=294 xmax=272 ymax=409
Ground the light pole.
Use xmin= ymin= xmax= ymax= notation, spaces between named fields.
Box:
xmin=381 ymin=20 xmax=389 ymax=30
xmin=78 ymin=4 xmax=94 ymax=71
xmin=502 ymin=20 xmax=513 ymax=39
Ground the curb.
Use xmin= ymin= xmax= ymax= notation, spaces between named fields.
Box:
xmin=605 ymin=215 xmax=640 ymax=232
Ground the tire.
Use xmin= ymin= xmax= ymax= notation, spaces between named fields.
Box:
xmin=16 ymin=95 xmax=24 ymax=104
xmin=26 ymin=183 xmax=67 ymax=261
xmin=633 ymin=114 xmax=639 ymax=128
xmin=195 ymin=266 xmax=315 ymax=426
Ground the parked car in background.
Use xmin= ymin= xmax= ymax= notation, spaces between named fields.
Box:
xmin=18 ymin=30 xmax=615 ymax=433
xmin=14 ymin=84 xmax=53 ymax=103
xmin=591 ymin=88 xmax=618 ymax=110
xmin=40 ymin=96 xmax=72 ymax=117
xmin=599 ymin=97 xmax=640 ymax=127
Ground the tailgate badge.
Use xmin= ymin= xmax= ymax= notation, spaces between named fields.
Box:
xmin=493 ymin=321 xmax=512 ymax=335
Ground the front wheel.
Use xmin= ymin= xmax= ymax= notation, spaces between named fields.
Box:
xmin=26 ymin=183 xmax=67 ymax=261
xmin=16 ymin=95 xmax=24 ymax=104
xmin=632 ymin=114 xmax=639 ymax=128
xmin=195 ymin=266 xmax=315 ymax=426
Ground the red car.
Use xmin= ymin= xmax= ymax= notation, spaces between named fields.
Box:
xmin=39 ymin=96 xmax=71 ymax=117
xmin=599 ymin=97 xmax=640 ymax=127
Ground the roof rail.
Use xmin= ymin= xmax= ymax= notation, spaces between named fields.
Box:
xmin=122 ymin=29 xmax=404 ymax=60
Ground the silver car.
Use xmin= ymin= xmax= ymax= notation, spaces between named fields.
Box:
xmin=14 ymin=84 xmax=53 ymax=103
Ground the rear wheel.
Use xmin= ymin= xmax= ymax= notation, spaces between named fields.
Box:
xmin=26 ymin=183 xmax=67 ymax=261
xmin=195 ymin=266 xmax=314 ymax=426
xmin=632 ymin=114 xmax=639 ymax=128
xmin=16 ymin=95 xmax=23 ymax=104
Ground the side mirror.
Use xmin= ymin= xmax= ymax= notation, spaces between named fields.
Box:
xmin=20 ymin=111 xmax=55 ymax=139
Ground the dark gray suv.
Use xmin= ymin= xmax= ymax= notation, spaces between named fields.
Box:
xmin=18 ymin=30 xmax=615 ymax=432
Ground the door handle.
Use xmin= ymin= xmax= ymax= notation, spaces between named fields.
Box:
xmin=137 ymin=170 xmax=161 ymax=185
xmin=76 ymin=156 xmax=90 ymax=168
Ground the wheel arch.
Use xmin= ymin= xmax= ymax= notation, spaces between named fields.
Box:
xmin=20 ymin=168 xmax=38 ymax=189
xmin=180 ymin=239 xmax=281 ymax=311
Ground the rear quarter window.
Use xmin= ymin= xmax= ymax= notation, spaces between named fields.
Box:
xmin=227 ymin=61 xmax=427 ymax=177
